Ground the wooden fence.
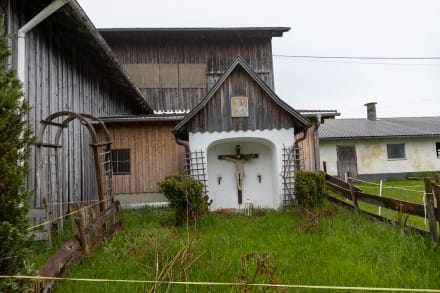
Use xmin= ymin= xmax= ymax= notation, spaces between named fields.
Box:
xmin=34 ymin=200 xmax=124 ymax=292
xmin=325 ymin=173 xmax=440 ymax=241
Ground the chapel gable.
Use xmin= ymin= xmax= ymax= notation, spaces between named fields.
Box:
xmin=175 ymin=57 xmax=309 ymax=137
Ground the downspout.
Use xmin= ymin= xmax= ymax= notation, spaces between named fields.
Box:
xmin=294 ymin=126 xmax=308 ymax=171
xmin=313 ymin=114 xmax=322 ymax=171
xmin=173 ymin=131 xmax=191 ymax=175
xmin=17 ymin=0 xmax=70 ymax=90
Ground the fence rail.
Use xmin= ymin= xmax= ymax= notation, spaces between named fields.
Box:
xmin=325 ymin=173 xmax=440 ymax=241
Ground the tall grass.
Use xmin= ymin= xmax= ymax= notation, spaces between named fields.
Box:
xmin=46 ymin=204 xmax=440 ymax=292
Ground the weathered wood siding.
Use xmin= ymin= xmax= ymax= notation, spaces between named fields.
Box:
xmin=5 ymin=1 xmax=145 ymax=206
xmin=189 ymin=67 xmax=294 ymax=133
xmin=108 ymin=124 xmax=185 ymax=194
xmin=106 ymin=38 xmax=275 ymax=111
xmin=296 ymin=121 xmax=318 ymax=171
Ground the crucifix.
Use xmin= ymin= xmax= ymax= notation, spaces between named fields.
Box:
xmin=218 ymin=145 xmax=259 ymax=205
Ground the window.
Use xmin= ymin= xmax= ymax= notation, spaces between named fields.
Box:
xmin=112 ymin=149 xmax=130 ymax=175
xmin=387 ymin=143 xmax=405 ymax=160
xmin=436 ymin=142 xmax=440 ymax=159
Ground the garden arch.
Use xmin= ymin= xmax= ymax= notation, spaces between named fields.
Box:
xmin=35 ymin=111 xmax=113 ymax=229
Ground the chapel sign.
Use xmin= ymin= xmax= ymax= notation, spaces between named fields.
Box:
xmin=231 ymin=96 xmax=248 ymax=117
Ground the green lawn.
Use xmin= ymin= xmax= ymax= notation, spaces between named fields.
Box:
xmin=353 ymin=178 xmax=429 ymax=231
xmin=38 ymin=204 xmax=440 ymax=292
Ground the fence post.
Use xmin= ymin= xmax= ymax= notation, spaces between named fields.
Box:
xmin=347 ymin=172 xmax=358 ymax=213
xmin=424 ymin=178 xmax=438 ymax=242
xmin=434 ymin=175 xmax=440 ymax=231
xmin=323 ymin=161 xmax=327 ymax=174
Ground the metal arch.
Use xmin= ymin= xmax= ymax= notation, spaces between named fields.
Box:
xmin=36 ymin=111 xmax=113 ymax=225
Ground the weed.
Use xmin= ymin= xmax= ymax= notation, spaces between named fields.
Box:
xmin=233 ymin=252 xmax=286 ymax=293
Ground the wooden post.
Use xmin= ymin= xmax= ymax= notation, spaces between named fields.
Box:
xmin=347 ymin=172 xmax=358 ymax=213
xmin=322 ymin=161 xmax=327 ymax=174
xmin=424 ymin=178 xmax=438 ymax=242
xmin=92 ymin=145 xmax=106 ymax=212
xmin=434 ymin=175 xmax=440 ymax=230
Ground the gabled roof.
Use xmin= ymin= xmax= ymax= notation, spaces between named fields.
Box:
xmin=35 ymin=0 xmax=153 ymax=113
xmin=174 ymin=56 xmax=310 ymax=135
xmin=319 ymin=116 xmax=440 ymax=140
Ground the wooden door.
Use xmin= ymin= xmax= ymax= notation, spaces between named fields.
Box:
xmin=336 ymin=145 xmax=358 ymax=179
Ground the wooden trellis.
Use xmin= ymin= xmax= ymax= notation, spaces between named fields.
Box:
xmin=282 ymin=145 xmax=299 ymax=207
xmin=184 ymin=150 xmax=208 ymax=195
xmin=35 ymin=111 xmax=113 ymax=233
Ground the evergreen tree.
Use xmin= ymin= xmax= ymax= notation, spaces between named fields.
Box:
xmin=0 ymin=22 xmax=34 ymax=292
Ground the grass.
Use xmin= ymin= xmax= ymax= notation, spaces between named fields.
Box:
xmin=353 ymin=178 xmax=429 ymax=231
xmin=33 ymin=203 xmax=440 ymax=292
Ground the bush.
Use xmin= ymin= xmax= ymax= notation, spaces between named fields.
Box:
xmin=0 ymin=22 xmax=34 ymax=292
xmin=294 ymin=171 xmax=327 ymax=208
xmin=158 ymin=174 xmax=209 ymax=225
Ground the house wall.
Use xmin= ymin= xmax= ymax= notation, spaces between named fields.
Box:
xmin=320 ymin=137 xmax=440 ymax=179
xmin=5 ymin=1 xmax=145 ymax=206
xmin=104 ymin=36 xmax=275 ymax=111
xmin=189 ymin=128 xmax=295 ymax=209
xmin=108 ymin=124 xmax=185 ymax=194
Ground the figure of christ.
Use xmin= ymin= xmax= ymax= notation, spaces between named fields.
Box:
xmin=218 ymin=145 xmax=258 ymax=205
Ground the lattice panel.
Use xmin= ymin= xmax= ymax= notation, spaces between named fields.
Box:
xmin=184 ymin=150 xmax=208 ymax=195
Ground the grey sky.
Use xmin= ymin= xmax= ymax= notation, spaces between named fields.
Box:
xmin=77 ymin=0 xmax=440 ymax=118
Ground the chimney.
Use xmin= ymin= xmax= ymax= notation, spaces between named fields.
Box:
xmin=364 ymin=102 xmax=377 ymax=121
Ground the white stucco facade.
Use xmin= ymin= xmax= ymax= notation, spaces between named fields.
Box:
xmin=189 ymin=128 xmax=295 ymax=210
xmin=320 ymin=137 xmax=440 ymax=177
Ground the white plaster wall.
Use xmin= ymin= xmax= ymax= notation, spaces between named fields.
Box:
xmin=189 ymin=129 xmax=295 ymax=210
xmin=320 ymin=137 xmax=440 ymax=176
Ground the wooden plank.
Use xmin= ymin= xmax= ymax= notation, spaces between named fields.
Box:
xmin=37 ymin=236 xmax=82 ymax=290
xmin=326 ymin=182 xmax=352 ymax=199
xmin=356 ymin=192 xmax=426 ymax=217
xmin=327 ymin=195 xmax=430 ymax=237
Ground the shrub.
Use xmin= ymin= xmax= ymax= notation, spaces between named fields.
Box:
xmin=294 ymin=171 xmax=327 ymax=208
xmin=0 ymin=22 xmax=34 ymax=292
xmin=158 ymin=174 xmax=209 ymax=225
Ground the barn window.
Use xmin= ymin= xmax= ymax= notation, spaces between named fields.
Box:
xmin=387 ymin=143 xmax=405 ymax=160
xmin=436 ymin=142 xmax=440 ymax=159
xmin=112 ymin=149 xmax=130 ymax=175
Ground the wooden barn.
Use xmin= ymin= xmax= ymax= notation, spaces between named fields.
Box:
xmin=2 ymin=0 xmax=152 ymax=218
xmin=3 ymin=0 xmax=328 ymax=212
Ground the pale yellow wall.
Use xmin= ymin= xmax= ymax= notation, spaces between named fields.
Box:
xmin=320 ymin=137 xmax=440 ymax=176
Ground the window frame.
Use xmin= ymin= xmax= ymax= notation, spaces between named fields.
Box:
xmin=436 ymin=142 xmax=440 ymax=159
xmin=386 ymin=143 xmax=406 ymax=160
xmin=111 ymin=149 xmax=131 ymax=175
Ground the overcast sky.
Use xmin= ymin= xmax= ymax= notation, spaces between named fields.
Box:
xmin=77 ymin=0 xmax=440 ymax=118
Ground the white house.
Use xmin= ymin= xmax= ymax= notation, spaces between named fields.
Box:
xmin=319 ymin=103 xmax=440 ymax=180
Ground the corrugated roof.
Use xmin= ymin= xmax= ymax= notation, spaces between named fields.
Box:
xmin=319 ymin=116 xmax=440 ymax=140
xmin=298 ymin=109 xmax=340 ymax=118
xmin=100 ymin=114 xmax=184 ymax=124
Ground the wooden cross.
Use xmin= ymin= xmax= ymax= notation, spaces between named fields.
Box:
xmin=218 ymin=145 xmax=259 ymax=205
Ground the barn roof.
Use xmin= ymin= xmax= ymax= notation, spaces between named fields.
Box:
xmin=40 ymin=0 xmax=153 ymax=113
xmin=174 ymin=56 xmax=310 ymax=137
xmin=319 ymin=116 xmax=440 ymax=140
xmin=99 ymin=27 xmax=290 ymax=41
xmin=100 ymin=114 xmax=185 ymax=124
